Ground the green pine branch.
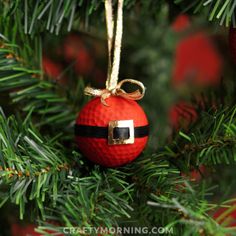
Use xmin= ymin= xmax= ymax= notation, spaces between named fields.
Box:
xmin=0 ymin=108 xmax=133 ymax=226
xmin=1 ymin=103 xmax=236 ymax=235
xmin=0 ymin=41 xmax=85 ymax=136
xmin=34 ymin=104 xmax=236 ymax=235
xmin=0 ymin=108 xmax=71 ymax=219
xmin=157 ymin=105 xmax=236 ymax=168
xmin=0 ymin=108 xmax=143 ymax=236
xmin=0 ymin=0 xmax=169 ymax=35
xmin=175 ymin=0 xmax=236 ymax=27
xmin=147 ymin=194 xmax=236 ymax=236
xmin=36 ymin=158 xmax=234 ymax=236
xmin=0 ymin=0 xmax=102 ymax=35
xmin=37 ymin=169 xmax=134 ymax=235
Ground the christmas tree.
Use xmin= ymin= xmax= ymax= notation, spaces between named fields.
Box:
xmin=0 ymin=0 xmax=236 ymax=235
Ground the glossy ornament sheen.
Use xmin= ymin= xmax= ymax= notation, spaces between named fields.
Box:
xmin=76 ymin=96 xmax=148 ymax=167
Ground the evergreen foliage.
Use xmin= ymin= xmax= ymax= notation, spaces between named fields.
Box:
xmin=175 ymin=0 xmax=236 ymax=27
xmin=0 ymin=1 xmax=236 ymax=236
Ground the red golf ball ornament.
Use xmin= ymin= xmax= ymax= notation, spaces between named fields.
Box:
xmin=75 ymin=96 xmax=149 ymax=167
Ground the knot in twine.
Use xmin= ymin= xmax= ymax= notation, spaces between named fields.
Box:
xmin=84 ymin=79 xmax=145 ymax=106
xmin=84 ymin=0 xmax=145 ymax=106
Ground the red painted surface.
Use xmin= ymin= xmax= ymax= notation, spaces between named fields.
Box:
xmin=76 ymin=97 xmax=149 ymax=167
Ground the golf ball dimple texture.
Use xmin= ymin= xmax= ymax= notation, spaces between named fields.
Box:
xmin=76 ymin=96 xmax=149 ymax=167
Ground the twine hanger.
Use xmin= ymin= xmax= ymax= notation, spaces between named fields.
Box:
xmin=84 ymin=0 xmax=145 ymax=106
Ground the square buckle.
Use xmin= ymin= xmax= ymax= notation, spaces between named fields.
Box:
xmin=108 ymin=120 xmax=134 ymax=145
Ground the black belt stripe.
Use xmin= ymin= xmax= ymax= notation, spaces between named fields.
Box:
xmin=75 ymin=124 xmax=149 ymax=138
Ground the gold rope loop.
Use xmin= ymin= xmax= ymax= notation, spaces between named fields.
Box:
xmin=83 ymin=0 xmax=145 ymax=105
xmin=84 ymin=79 xmax=145 ymax=106
xmin=115 ymin=79 xmax=145 ymax=100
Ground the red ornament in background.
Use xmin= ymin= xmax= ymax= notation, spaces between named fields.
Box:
xmin=11 ymin=223 xmax=63 ymax=236
xmin=189 ymin=165 xmax=206 ymax=182
xmin=229 ymin=27 xmax=236 ymax=64
xmin=42 ymin=56 xmax=68 ymax=85
xmin=171 ymin=14 xmax=190 ymax=32
xmin=63 ymin=34 xmax=94 ymax=75
xmin=213 ymin=200 xmax=236 ymax=227
xmin=42 ymin=56 xmax=63 ymax=79
xmin=173 ymin=33 xmax=222 ymax=87
xmin=169 ymin=101 xmax=198 ymax=131
xmin=63 ymin=34 xmax=85 ymax=60
xmin=11 ymin=224 xmax=38 ymax=236
xmin=75 ymin=96 xmax=149 ymax=167
xmin=172 ymin=15 xmax=222 ymax=88
xmin=74 ymin=49 xmax=94 ymax=75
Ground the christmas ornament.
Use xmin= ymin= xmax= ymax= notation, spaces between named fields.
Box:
xmin=181 ymin=165 xmax=206 ymax=182
xmin=63 ymin=34 xmax=94 ymax=75
xmin=172 ymin=17 xmax=222 ymax=87
xmin=11 ymin=223 xmax=63 ymax=236
xmin=75 ymin=0 xmax=149 ymax=167
xmin=213 ymin=200 xmax=236 ymax=227
xmin=76 ymin=96 xmax=148 ymax=167
xmin=42 ymin=55 xmax=68 ymax=85
xmin=43 ymin=56 xmax=62 ymax=79
xmin=189 ymin=165 xmax=206 ymax=182
xmin=171 ymin=14 xmax=190 ymax=33
xmin=229 ymin=27 xmax=236 ymax=64
xmin=11 ymin=224 xmax=39 ymax=236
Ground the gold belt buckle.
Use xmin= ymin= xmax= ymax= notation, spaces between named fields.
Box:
xmin=108 ymin=120 xmax=134 ymax=145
